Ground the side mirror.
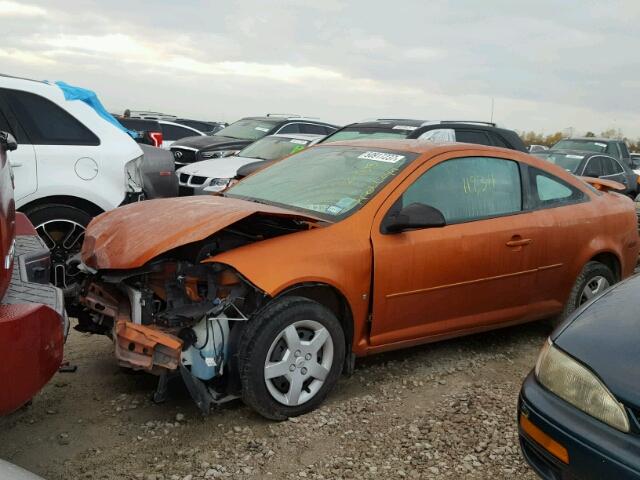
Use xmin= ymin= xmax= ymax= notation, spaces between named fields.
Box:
xmin=0 ymin=131 xmax=17 ymax=152
xmin=383 ymin=203 xmax=446 ymax=233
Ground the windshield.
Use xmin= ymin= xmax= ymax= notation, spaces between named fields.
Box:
xmin=238 ymin=136 xmax=310 ymax=161
xmin=536 ymin=152 xmax=585 ymax=172
xmin=553 ymin=139 xmax=607 ymax=153
xmin=225 ymin=146 xmax=416 ymax=219
xmin=323 ymin=127 xmax=412 ymax=143
xmin=216 ymin=119 xmax=277 ymax=141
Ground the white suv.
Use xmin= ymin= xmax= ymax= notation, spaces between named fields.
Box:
xmin=0 ymin=75 xmax=144 ymax=293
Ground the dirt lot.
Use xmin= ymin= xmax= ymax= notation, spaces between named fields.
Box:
xmin=0 ymin=320 xmax=550 ymax=480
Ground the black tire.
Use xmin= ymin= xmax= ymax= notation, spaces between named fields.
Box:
xmin=237 ymin=296 xmax=345 ymax=420
xmin=24 ymin=203 xmax=93 ymax=298
xmin=554 ymin=261 xmax=616 ymax=327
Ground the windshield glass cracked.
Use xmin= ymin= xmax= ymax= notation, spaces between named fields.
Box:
xmin=225 ymin=146 xmax=416 ymax=219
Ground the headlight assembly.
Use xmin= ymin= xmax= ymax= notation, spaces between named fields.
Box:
xmin=201 ymin=150 xmax=238 ymax=159
xmin=203 ymin=178 xmax=231 ymax=192
xmin=536 ymin=339 xmax=630 ymax=432
xmin=124 ymin=155 xmax=143 ymax=192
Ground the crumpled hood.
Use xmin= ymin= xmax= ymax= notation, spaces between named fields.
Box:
xmin=81 ymin=196 xmax=320 ymax=270
xmin=553 ymin=274 xmax=640 ymax=410
xmin=171 ymin=135 xmax=252 ymax=151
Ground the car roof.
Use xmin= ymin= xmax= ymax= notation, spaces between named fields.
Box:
xmin=318 ymin=139 xmax=517 ymax=155
xmin=542 ymin=149 xmax=599 ymax=158
xmin=343 ymin=119 xmax=427 ymax=128
xmin=269 ymin=133 xmax=324 ymax=141
xmin=241 ymin=116 xmax=340 ymax=128
xmin=158 ymin=120 xmax=200 ymax=128
xmin=561 ymin=137 xmax=615 ymax=143
xmin=342 ymin=119 xmax=502 ymax=129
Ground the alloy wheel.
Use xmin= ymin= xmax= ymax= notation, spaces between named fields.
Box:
xmin=35 ymin=219 xmax=85 ymax=294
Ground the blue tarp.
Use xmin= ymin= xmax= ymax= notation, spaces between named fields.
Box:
xmin=52 ymin=81 xmax=138 ymax=138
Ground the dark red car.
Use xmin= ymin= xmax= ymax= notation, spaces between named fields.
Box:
xmin=0 ymin=131 xmax=65 ymax=415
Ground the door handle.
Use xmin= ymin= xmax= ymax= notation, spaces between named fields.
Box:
xmin=8 ymin=159 xmax=22 ymax=167
xmin=506 ymin=236 xmax=532 ymax=247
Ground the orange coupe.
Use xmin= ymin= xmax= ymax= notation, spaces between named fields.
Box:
xmin=77 ymin=140 xmax=638 ymax=419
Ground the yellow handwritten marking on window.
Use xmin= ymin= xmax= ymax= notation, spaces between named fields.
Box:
xmin=462 ymin=174 xmax=496 ymax=195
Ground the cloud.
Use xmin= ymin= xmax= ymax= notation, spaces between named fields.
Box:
xmin=0 ymin=48 xmax=55 ymax=65
xmin=2 ymin=0 xmax=640 ymax=137
xmin=0 ymin=0 xmax=45 ymax=16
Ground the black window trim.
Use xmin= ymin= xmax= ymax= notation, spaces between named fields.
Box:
xmin=381 ymin=155 xmax=528 ymax=233
xmin=275 ymin=121 xmax=332 ymax=135
xmin=524 ymin=164 xmax=589 ymax=210
xmin=380 ymin=154 xmax=593 ymax=234
xmin=0 ymin=88 xmax=100 ymax=146
xmin=582 ymin=154 xmax=623 ymax=178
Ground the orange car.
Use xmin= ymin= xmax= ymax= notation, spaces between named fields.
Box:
xmin=77 ymin=140 xmax=638 ymax=419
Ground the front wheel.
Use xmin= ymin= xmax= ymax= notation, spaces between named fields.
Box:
xmin=24 ymin=203 xmax=93 ymax=297
xmin=237 ymin=296 xmax=345 ymax=420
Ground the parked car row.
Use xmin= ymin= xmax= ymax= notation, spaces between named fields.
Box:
xmin=177 ymin=133 xmax=322 ymax=195
xmin=2 ymin=74 xmax=639 ymax=480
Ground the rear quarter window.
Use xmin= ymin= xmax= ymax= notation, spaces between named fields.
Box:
xmin=528 ymin=167 xmax=586 ymax=208
xmin=3 ymin=89 xmax=99 ymax=146
xmin=455 ymin=130 xmax=491 ymax=146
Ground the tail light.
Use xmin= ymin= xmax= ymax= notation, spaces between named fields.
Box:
xmin=149 ymin=131 xmax=163 ymax=148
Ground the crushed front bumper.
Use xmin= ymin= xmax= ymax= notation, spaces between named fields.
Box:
xmin=81 ymin=281 xmax=183 ymax=374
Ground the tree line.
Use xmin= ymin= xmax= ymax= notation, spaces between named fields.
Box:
xmin=519 ymin=129 xmax=640 ymax=151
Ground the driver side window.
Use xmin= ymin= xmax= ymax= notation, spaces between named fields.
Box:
xmin=401 ymin=156 xmax=522 ymax=223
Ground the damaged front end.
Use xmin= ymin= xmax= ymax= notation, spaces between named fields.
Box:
xmin=75 ymin=196 xmax=323 ymax=412
xmin=78 ymin=258 xmax=265 ymax=411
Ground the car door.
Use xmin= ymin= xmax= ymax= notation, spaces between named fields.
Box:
xmin=0 ymin=93 xmax=37 ymax=200
xmin=369 ymin=153 xmax=540 ymax=346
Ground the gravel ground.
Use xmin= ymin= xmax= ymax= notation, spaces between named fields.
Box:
xmin=0 ymin=320 xmax=550 ymax=480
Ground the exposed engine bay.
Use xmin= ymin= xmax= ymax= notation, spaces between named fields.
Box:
xmin=76 ymin=214 xmax=313 ymax=412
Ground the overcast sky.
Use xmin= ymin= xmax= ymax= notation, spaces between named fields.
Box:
xmin=2 ymin=0 xmax=639 ymax=137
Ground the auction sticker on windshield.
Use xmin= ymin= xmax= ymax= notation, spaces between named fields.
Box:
xmin=392 ymin=125 xmax=417 ymax=131
xmin=290 ymin=139 xmax=308 ymax=145
xmin=255 ymin=127 xmax=270 ymax=132
xmin=358 ymin=151 xmax=405 ymax=163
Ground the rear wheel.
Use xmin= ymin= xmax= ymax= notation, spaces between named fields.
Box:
xmin=554 ymin=261 xmax=615 ymax=327
xmin=24 ymin=204 xmax=93 ymax=297
xmin=238 ymin=296 xmax=345 ymax=420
